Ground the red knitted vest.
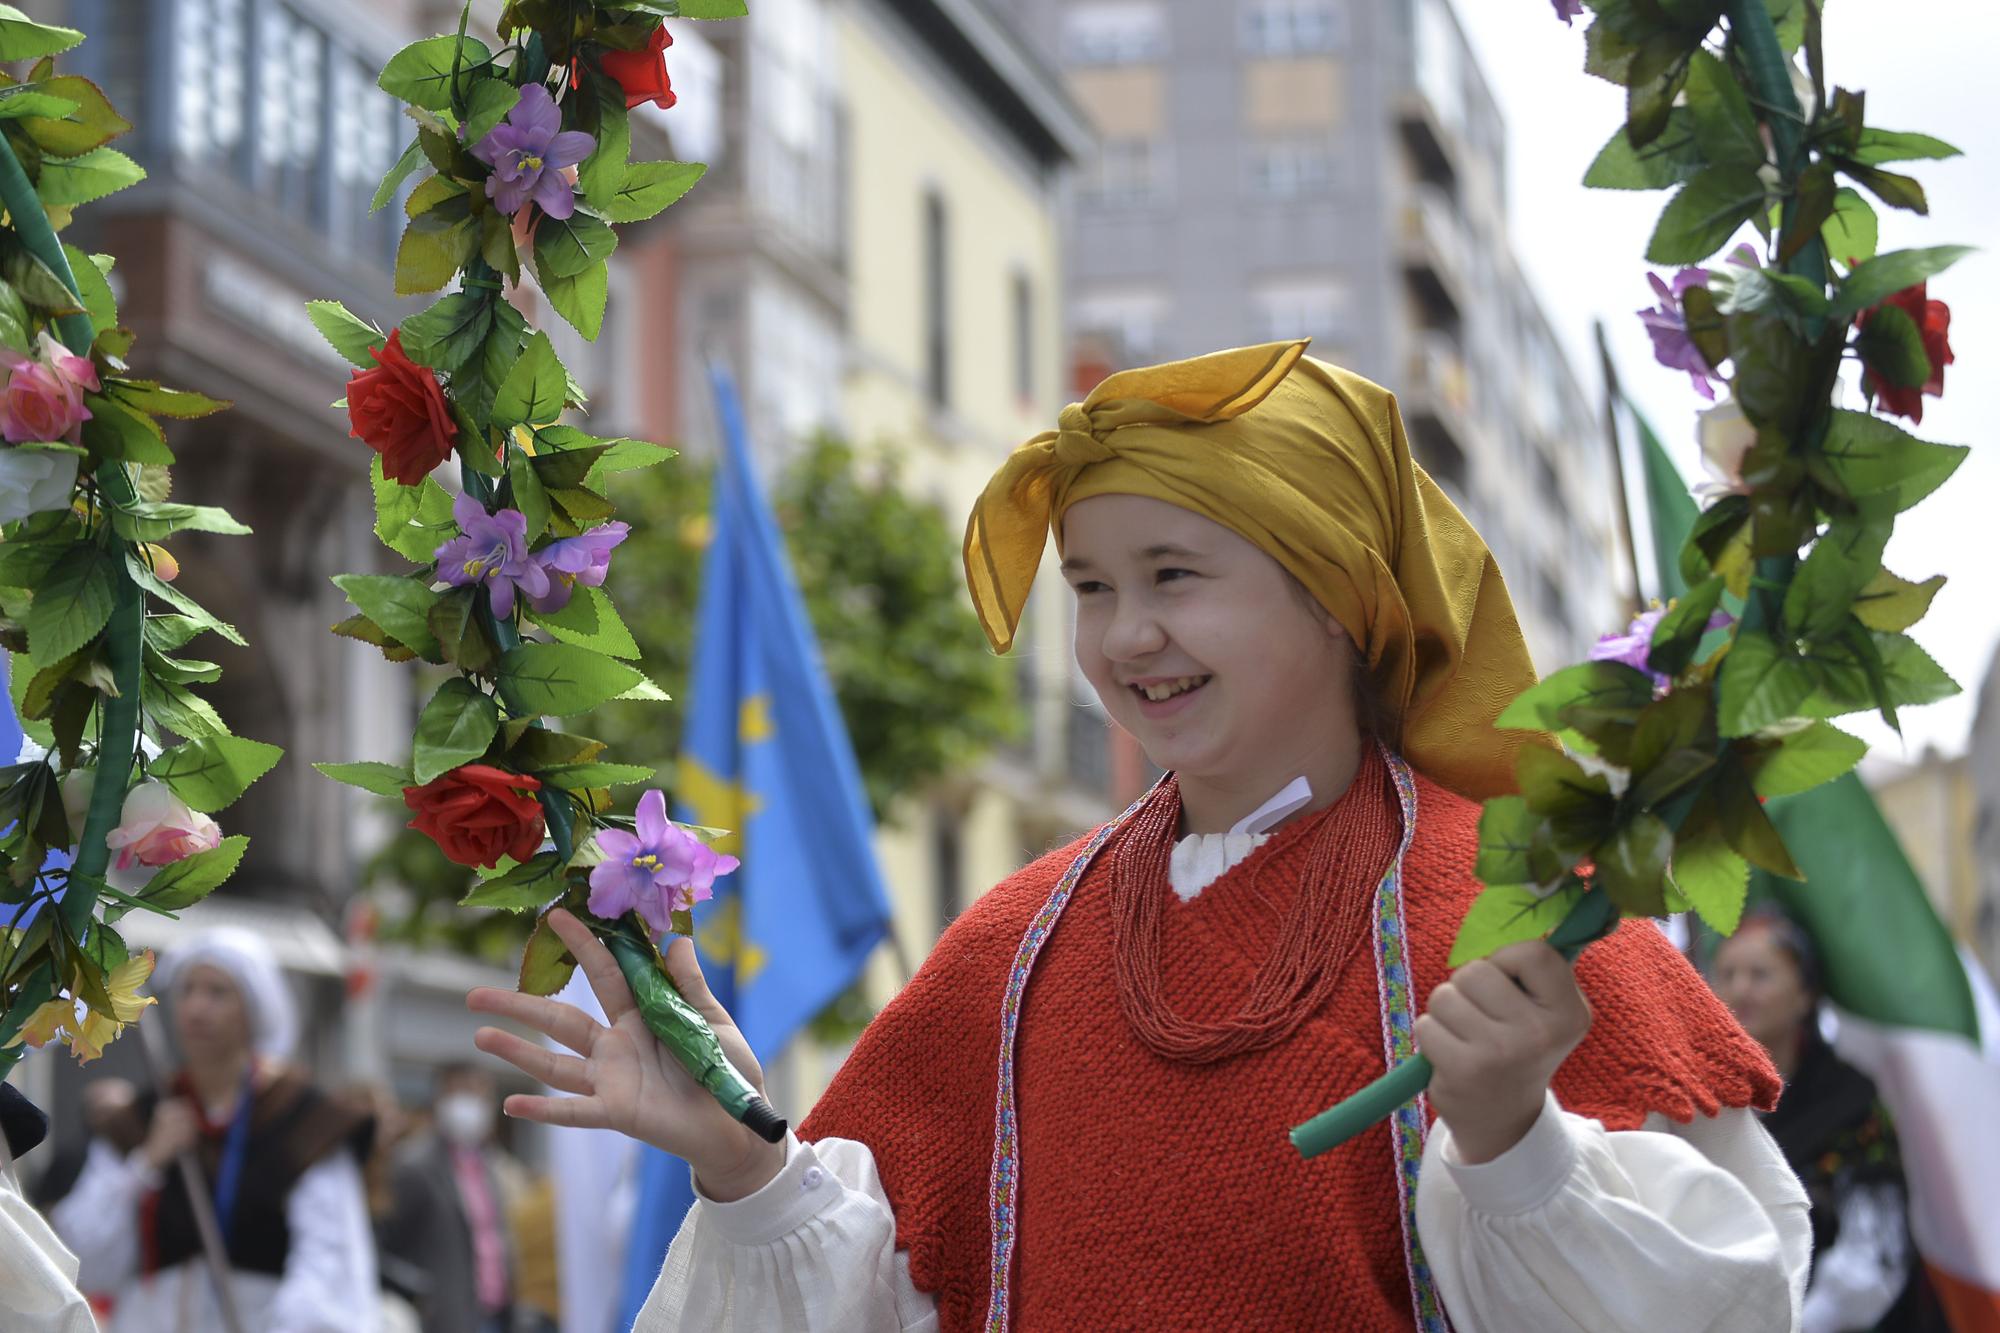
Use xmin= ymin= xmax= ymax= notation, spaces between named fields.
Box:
xmin=800 ymin=770 xmax=1779 ymax=1331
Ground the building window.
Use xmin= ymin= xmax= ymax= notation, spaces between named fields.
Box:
xmin=1078 ymin=138 xmax=1168 ymax=209
xmin=1251 ymin=278 xmax=1347 ymax=343
xmin=1062 ymin=3 xmax=1167 ymax=66
xmin=1246 ymin=137 xmax=1337 ymax=198
xmin=923 ymin=190 xmax=950 ymax=410
xmin=1240 ymin=1 xmax=1346 ymax=57
xmin=1011 ymin=271 xmax=1034 ymax=405
xmin=1074 ymin=287 xmax=1169 ymax=365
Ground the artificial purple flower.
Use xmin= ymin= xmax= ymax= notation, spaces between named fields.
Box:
xmin=1638 ymin=266 xmax=1719 ymax=401
xmin=1590 ymin=605 xmax=1735 ymax=690
xmin=528 ymin=521 xmax=631 ymax=614
xmin=1551 ymin=0 xmax=1586 ymax=23
xmin=433 ymin=491 xmax=551 ymax=619
xmin=588 ymin=789 xmax=740 ymax=940
xmin=468 ymin=85 xmax=595 ymax=220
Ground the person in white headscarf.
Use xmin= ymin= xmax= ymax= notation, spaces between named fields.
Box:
xmin=52 ymin=926 xmax=379 ymax=1332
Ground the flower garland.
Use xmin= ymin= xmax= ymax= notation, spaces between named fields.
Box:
xmin=1303 ymin=0 xmax=1971 ymax=1149
xmin=0 ymin=8 xmax=271 ymax=1067
xmin=312 ymin=0 xmax=747 ymax=1009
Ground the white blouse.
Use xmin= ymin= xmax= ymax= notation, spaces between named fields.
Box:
xmin=53 ymin=1136 xmax=378 ymax=1333
xmin=0 ymin=1157 xmax=96 ymax=1332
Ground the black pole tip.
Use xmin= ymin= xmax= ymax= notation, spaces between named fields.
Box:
xmin=740 ymin=1096 xmax=788 ymax=1144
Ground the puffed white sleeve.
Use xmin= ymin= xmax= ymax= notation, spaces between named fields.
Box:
xmin=1416 ymin=1093 xmax=1811 ymax=1333
xmin=633 ymin=1133 xmax=937 ymax=1333
xmin=267 ymin=1149 xmax=379 ymax=1333
xmin=0 ymin=1158 xmax=97 ymax=1332
xmin=48 ymin=1137 xmax=149 ymax=1292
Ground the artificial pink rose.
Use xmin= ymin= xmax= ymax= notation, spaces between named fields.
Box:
xmin=103 ymin=782 xmax=223 ymax=871
xmin=0 ymin=331 xmax=99 ymax=444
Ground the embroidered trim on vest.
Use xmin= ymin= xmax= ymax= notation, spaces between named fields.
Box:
xmin=1373 ymin=753 xmax=1451 ymax=1332
xmin=984 ymin=749 xmax=1445 ymax=1331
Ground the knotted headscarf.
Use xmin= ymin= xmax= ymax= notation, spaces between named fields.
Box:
xmin=963 ymin=339 xmax=1537 ymax=800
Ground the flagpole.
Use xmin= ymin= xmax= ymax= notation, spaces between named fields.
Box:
xmin=1593 ymin=320 xmax=1646 ymax=618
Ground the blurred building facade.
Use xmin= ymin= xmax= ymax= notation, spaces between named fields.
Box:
xmin=984 ymin=0 xmax=1625 ymax=666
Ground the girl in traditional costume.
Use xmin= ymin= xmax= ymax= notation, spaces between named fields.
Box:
xmin=473 ymin=343 xmax=1812 ymax=1331
xmin=53 ymin=926 xmax=377 ymax=1332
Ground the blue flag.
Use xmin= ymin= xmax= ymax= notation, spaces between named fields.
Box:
xmin=616 ymin=362 xmax=893 ymax=1324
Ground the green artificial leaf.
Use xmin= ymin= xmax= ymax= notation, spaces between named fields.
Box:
xmin=143 ymin=615 xmax=207 ymax=653
xmin=1778 ymin=160 xmax=1839 ymax=265
xmin=110 ymin=502 xmax=251 ymax=543
xmin=139 ymin=836 xmax=251 ymax=911
xmin=496 ymin=642 xmax=645 ymax=717
xmin=331 ymin=573 xmax=441 ymax=660
xmin=29 ymin=545 xmax=114 ymax=664
xmin=1683 ymin=51 xmax=1763 ymax=169
xmin=1821 ymin=187 xmax=1878 ymax=265
xmin=507 ymin=454 xmax=550 ymax=541
xmin=0 ymin=90 xmax=77 ymax=122
xmin=601 ymin=160 xmax=706 ymax=223
xmin=533 ymin=211 xmax=618 ymax=282
xmin=492 ymin=331 xmax=568 ymax=428
xmin=1715 ymin=761 xmax=1801 ymax=879
xmin=576 ymin=84 xmax=629 ymax=209
xmin=584 ymin=438 xmax=677 ymax=484
xmin=333 ymin=613 xmax=418 ymax=662
xmin=1709 ymin=264 xmax=1829 ymax=321
xmin=1812 ymin=409 xmax=1967 ymax=513
xmin=1854 ymin=302 xmax=1933 ymax=389
xmin=528 ymin=583 xmax=641 ymax=660
xmin=1842 ymin=162 xmax=1928 ymax=216
xmin=1849 ymin=128 xmax=1962 ymax=167
xmin=0 ymin=7 xmax=84 ymax=61
xmin=1516 ymin=743 xmax=1614 ymax=819
xmin=143 ymin=675 xmax=231 ymax=739
xmin=58 ymin=243 xmax=115 ymax=329
xmin=1668 ymin=831 xmax=1749 ymax=935
xmin=127 ymin=555 xmax=245 ymax=645
xmin=1851 ymin=569 xmax=1945 ymax=634
xmin=1495 ymin=660 xmax=1655 ymax=751
xmin=461 ymin=78 xmax=520 ymax=143
xmin=150 ymin=736 xmax=284 ymax=813
xmin=314 ymin=761 xmax=415 ymax=799
xmin=1645 ymin=576 xmax=1726 ymax=679
xmin=80 ymin=396 xmax=173 ymax=465
xmin=1743 ymin=720 xmax=1865 ymax=798
xmin=400 ymin=291 xmax=494 ymax=376
xmin=518 ymin=912 xmax=578 ymax=995
xmin=427 ymin=585 xmax=500 ymax=674
xmin=1872 ymin=631 xmax=1959 ymax=709
xmin=550 ymin=486 xmax=615 ymax=526
xmin=413 ymin=677 xmax=502 ymax=785
xmin=378 ymin=35 xmax=491 ymax=110
xmin=542 ymin=261 xmax=608 ymax=340
xmin=1448 ymin=881 xmax=1584 ymax=968
xmin=1628 ymin=744 xmax=1716 ymax=810
xmin=1647 ymin=165 xmax=1765 ymax=265
xmin=1472 ymin=795 xmax=1539 ymax=887
xmin=507 ymin=727 xmax=607 ymax=771
xmin=1717 ymin=630 xmax=1816 ymax=736
xmin=1595 ymin=811 xmax=1674 ymax=916
xmin=1829 ymin=246 xmax=1973 ymax=322
xmin=1782 ymin=512 xmax=1890 ymax=642
xmin=103 ymin=380 xmax=228 ymax=420
xmin=454 ymin=296 xmax=528 ymax=424
xmin=535 ymin=762 xmax=655 ymax=790
xmin=371 ymin=137 xmax=426 ymax=213
xmin=369 ymin=456 xmax=456 ymax=563
xmin=673 ymin=0 xmax=750 ymax=16
xmin=306 ymin=300 xmax=386 ymax=368
xmin=461 ymin=854 xmax=567 ymax=911
xmin=527 ymin=440 xmax=611 ymax=488
xmin=142 ymin=643 xmax=221 ymax=685
xmin=34 ymin=145 xmax=145 ymax=206
xmin=395 ymin=203 xmax=478 ymax=296
xmin=1582 ymin=108 xmax=1703 ymax=191
xmin=19 ymin=75 xmax=129 ymax=158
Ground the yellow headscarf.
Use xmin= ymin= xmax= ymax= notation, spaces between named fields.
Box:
xmin=962 ymin=339 xmax=1537 ymax=801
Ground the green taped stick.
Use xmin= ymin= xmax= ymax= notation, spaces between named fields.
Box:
xmin=1290 ymin=887 xmax=1617 ymax=1159
xmin=604 ymin=933 xmax=787 ymax=1144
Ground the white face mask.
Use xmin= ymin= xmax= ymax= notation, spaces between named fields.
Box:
xmin=436 ymin=1092 xmax=495 ymax=1147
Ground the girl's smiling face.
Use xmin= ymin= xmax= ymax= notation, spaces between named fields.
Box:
xmin=1060 ymin=494 xmax=1361 ymax=830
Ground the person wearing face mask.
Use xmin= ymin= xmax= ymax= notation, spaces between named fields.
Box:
xmin=51 ymin=926 xmax=378 ymax=1331
xmin=379 ymin=1062 xmax=524 ymax=1333
xmin=470 ymin=342 xmax=1812 ymax=1332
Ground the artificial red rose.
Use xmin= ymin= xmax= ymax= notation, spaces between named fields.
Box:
xmin=600 ymin=24 xmax=676 ymax=110
xmin=403 ymin=764 xmax=546 ymax=869
xmin=1857 ymin=281 xmax=1953 ymax=425
xmin=347 ymin=329 xmax=458 ymax=486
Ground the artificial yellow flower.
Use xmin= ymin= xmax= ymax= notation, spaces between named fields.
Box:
xmin=71 ymin=950 xmax=158 ymax=1063
xmin=5 ymin=997 xmax=77 ymax=1051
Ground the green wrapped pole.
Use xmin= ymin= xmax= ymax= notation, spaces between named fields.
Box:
xmin=0 ymin=131 xmax=144 ymax=1067
xmin=604 ymin=932 xmax=787 ymax=1143
xmin=1291 ymin=0 xmax=1812 ymax=1159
